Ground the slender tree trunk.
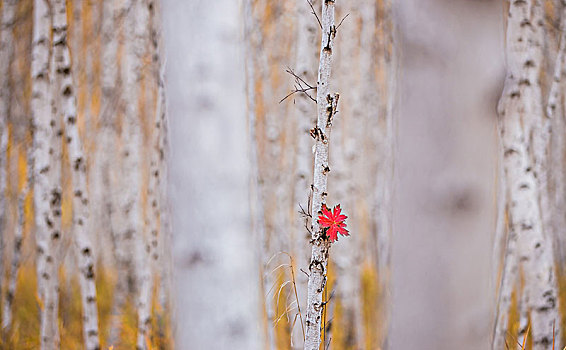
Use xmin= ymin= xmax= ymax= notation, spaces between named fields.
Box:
xmin=31 ymin=0 xmax=62 ymax=349
xmin=51 ymin=0 xmax=101 ymax=348
xmin=3 ymin=144 xmax=31 ymax=331
xmin=494 ymin=0 xmax=560 ymax=348
xmin=119 ymin=1 xmax=152 ymax=348
xmin=0 ymin=0 xmax=17 ymax=312
xmin=304 ymin=1 xmax=339 ymax=349
xmin=99 ymin=0 xmax=127 ymax=345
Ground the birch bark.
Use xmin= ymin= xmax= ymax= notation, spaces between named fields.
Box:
xmin=304 ymin=1 xmax=338 ymax=349
xmin=495 ymin=0 xmax=560 ymax=348
xmin=31 ymin=0 xmax=63 ymax=348
xmin=51 ymin=0 xmax=101 ymax=347
xmin=0 ymin=0 xmax=16 ymax=305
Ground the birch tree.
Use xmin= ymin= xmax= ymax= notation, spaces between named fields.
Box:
xmin=0 ymin=0 xmax=16 ymax=304
xmin=31 ymin=0 xmax=63 ymax=348
xmin=51 ymin=0 xmax=101 ymax=347
xmin=304 ymin=1 xmax=339 ymax=349
xmin=494 ymin=0 xmax=560 ymax=348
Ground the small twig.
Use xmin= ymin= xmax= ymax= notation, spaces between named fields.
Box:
xmin=306 ymin=0 xmax=322 ymax=29
xmin=299 ymin=203 xmax=312 ymax=218
xmin=280 ymin=67 xmax=317 ymax=103
xmin=300 ymin=268 xmax=310 ymax=277
xmin=336 ymin=13 xmax=350 ymax=30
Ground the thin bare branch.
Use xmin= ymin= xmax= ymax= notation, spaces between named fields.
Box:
xmin=306 ymin=0 xmax=322 ymax=29
xmin=336 ymin=13 xmax=349 ymax=30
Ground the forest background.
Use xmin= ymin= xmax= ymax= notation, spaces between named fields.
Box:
xmin=3 ymin=0 xmax=566 ymax=350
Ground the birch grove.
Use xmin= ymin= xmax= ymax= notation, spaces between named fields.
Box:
xmin=7 ymin=0 xmax=566 ymax=349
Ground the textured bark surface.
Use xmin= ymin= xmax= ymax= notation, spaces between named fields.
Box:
xmin=495 ymin=0 xmax=560 ymax=348
xmin=31 ymin=0 xmax=62 ymax=348
xmin=51 ymin=0 xmax=101 ymax=348
xmin=304 ymin=1 xmax=338 ymax=349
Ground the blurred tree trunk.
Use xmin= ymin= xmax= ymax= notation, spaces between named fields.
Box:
xmin=95 ymin=0 xmax=119 ymax=271
xmin=164 ymin=0 xmax=262 ymax=347
xmin=3 ymin=145 xmax=29 ymax=330
xmin=117 ymin=0 xmax=152 ymax=348
xmin=51 ymin=0 xmax=101 ymax=348
xmin=242 ymin=1 xmax=273 ymax=349
xmin=494 ymin=0 xmax=560 ymax=348
xmin=0 ymin=0 xmax=16 ymax=308
xmin=304 ymin=1 xmax=338 ymax=349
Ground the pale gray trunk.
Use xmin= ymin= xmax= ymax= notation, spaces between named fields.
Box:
xmin=120 ymin=0 xmax=151 ymax=348
xmin=100 ymin=0 xmax=126 ymax=345
xmin=495 ymin=0 xmax=560 ymax=348
xmin=51 ymin=0 xmax=101 ymax=347
xmin=304 ymin=1 xmax=338 ymax=349
xmin=164 ymin=0 xmax=262 ymax=347
xmin=546 ymin=5 xmax=566 ymax=268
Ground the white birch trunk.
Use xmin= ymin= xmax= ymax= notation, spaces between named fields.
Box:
xmin=495 ymin=0 xmax=560 ymax=348
xmin=304 ymin=1 xmax=338 ymax=349
xmin=31 ymin=0 xmax=62 ymax=348
xmin=51 ymin=0 xmax=101 ymax=348
xmin=0 ymin=0 xmax=16 ymax=307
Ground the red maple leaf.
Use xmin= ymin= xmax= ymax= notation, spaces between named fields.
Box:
xmin=318 ymin=204 xmax=349 ymax=243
